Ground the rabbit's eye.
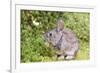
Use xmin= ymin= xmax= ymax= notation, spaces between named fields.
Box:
xmin=49 ymin=33 xmax=52 ymax=36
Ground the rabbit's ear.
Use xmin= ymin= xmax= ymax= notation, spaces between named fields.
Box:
xmin=56 ymin=19 xmax=64 ymax=32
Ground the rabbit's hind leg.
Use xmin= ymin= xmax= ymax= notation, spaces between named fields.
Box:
xmin=57 ymin=54 xmax=64 ymax=60
xmin=64 ymin=51 xmax=75 ymax=60
xmin=64 ymin=55 xmax=75 ymax=60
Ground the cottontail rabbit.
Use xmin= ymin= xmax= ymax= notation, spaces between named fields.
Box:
xmin=44 ymin=19 xmax=79 ymax=60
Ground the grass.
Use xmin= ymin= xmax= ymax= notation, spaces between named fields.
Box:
xmin=76 ymin=40 xmax=89 ymax=60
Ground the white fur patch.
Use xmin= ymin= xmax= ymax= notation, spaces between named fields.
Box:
xmin=65 ymin=56 xmax=74 ymax=60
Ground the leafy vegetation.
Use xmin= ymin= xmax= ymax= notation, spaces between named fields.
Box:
xmin=21 ymin=10 xmax=90 ymax=63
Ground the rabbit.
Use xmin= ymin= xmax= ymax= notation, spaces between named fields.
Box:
xmin=44 ymin=19 xmax=79 ymax=60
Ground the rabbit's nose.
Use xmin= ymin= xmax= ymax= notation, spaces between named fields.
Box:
xmin=43 ymin=33 xmax=47 ymax=37
xmin=49 ymin=33 xmax=52 ymax=36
